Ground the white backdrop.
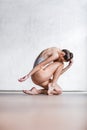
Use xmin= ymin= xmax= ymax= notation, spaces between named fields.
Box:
xmin=0 ymin=0 xmax=87 ymax=90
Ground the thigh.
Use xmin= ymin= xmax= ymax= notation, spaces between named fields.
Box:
xmin=43 ymin=62 xmax=62 ymax=73
xmin=31 ymin=62 xmax=62 ymax=84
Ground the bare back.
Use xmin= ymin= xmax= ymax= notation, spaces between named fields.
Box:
xmin=36 ymin=47 xmax=60 ymax=60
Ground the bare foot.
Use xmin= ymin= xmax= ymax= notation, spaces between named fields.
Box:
xmin=48 ymin=83 xmax=62 ymax=95
xmin=54 ymin=84 xmax=62 ymax=94
xmin=48 ymin=83 xmax=54 ymax=95
xmin=23 ymin=87 xmax=39 ymax=95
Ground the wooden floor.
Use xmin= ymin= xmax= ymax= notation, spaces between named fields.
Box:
xmin=0 ymin=92 xmax=87 ymax=130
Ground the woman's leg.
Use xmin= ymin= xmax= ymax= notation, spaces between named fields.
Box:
xmin=23 ymin=62 xmax=64 ymax=95
xmin=47 ymin=64 xmax=64 ymax=95
xmin=31 ymin=62 xmax=64 ymax=95
xmin=23 ymin=87 xmax=48 ymax=95
xmin=32 ymin=62 xmax=63 ymax=85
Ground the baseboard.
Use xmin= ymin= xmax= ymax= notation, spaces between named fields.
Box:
xmin=0 ymin=90 xmax=87 ymax=93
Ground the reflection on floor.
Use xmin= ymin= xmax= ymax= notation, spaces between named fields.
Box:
xmin=0 ymin=92 xmax=87 ymax=130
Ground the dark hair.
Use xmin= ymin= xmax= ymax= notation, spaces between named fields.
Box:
xmin=62 ymin=49 xmax=73 ymax=62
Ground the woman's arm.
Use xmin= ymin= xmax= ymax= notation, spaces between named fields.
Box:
xmin=61 ymin=59 xmax=73 ymax=75
xmin=18 ymin=54 xmax=59 ymax=82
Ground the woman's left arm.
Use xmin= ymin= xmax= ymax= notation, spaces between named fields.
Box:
xmin=61 ymin=59 xmax=73 ymax=75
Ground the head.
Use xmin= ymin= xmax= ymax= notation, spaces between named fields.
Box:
xmin=61 ymin=49 xmax=73 ymax=62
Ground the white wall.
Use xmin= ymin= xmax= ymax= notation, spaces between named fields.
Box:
xmin=0 ymin=0 xmax=87 ymax=90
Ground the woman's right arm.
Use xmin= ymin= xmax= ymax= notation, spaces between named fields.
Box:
xmin=18 ymin=54 xmax=59 ymax=82
xmin=29 ymin=54 xmax=59 ymax=75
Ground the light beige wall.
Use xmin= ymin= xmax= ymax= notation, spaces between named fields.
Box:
xmin=0 ymin=0 xmax=87 ymax=90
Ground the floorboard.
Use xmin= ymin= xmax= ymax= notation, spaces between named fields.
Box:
xmin=0 ymin=92 xmax=87 ymax=130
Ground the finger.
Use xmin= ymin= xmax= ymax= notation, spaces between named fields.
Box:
xmin=18 ymin=79 xmax=21 ymax=82
xmin=18 ymin=79 xmax=23 ymax=82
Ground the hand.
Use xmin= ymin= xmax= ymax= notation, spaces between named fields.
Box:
xmin=18 ymin=75 xmax=28 ymax=82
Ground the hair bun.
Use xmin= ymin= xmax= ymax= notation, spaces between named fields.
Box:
xmin=70 ymin=52 xmax=73 ymax=59
xmin=62 ymin=49 xmax=73 ymax=61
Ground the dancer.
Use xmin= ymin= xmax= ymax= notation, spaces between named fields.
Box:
xmin=18 ymin=47 xmax=73 ymax=95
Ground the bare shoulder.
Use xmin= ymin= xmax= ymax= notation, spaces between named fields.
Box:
xmin=39 ymin=47 xmax=60 ymax=58
xmin=46 ymin=47 xmax=59 ymax=52
xmin=43 ymin=47 xmax=58 ymax=55
xmin=41 ymin=47 xmax=59 ymax=52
